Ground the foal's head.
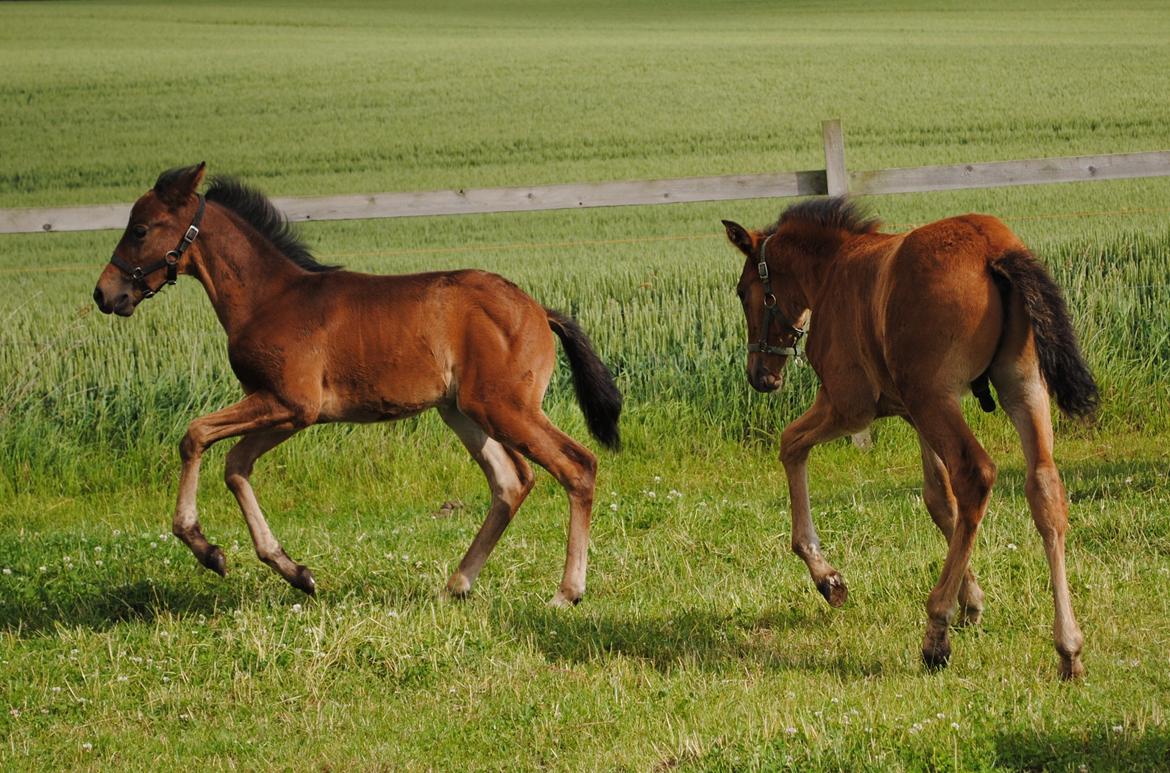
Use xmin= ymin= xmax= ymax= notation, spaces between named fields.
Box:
xmin=94 ymin=163 xmax=206 ymax=316
xmin=722 ymin=218 xmax=809 ymax=393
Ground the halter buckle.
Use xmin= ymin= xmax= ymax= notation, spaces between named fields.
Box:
xmin=757 ymin=260 xmax=769 ymax=281
xmin=182 ymin=224 xmax=199 ymax=245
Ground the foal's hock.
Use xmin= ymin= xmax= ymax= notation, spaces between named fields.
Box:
xmin=94 ymin=163 xmax=622 ymax=607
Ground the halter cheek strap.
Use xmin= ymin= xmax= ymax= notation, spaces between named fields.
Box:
xmin=110 ymin=194 xmax=205 ymax=300
xmin=747 ymin=232 xmax=807 ymax=358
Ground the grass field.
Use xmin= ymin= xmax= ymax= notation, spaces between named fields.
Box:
xmin=2 ymin=1 xmax=1170 ymax=769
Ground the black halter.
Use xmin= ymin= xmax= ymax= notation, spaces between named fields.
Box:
xmin=747 ymin=232 xmax=806 ymax=359
xmin=110 ymin=194 xmax=205 ymax=299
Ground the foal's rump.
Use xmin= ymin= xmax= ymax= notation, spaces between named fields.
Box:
xmin=886 ymin=215 xmax=1097 ymax=419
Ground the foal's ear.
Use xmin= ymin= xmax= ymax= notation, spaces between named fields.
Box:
xmin=153 ymin=162 xmax=207 ymax=208
xmin=721 ymin=219 xmax=754 ymax=256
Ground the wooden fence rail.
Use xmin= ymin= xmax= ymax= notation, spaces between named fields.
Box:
xmin=2 ymin=120 xmax=1169 ymax=235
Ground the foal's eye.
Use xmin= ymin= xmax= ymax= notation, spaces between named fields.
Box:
xmin=132 ymin=224 xmax=148 ymax=239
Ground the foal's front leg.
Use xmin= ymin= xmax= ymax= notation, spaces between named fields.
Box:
xmin=780 ymin=389 xmax=866 ymax=606
xmin=172 ymin=392 xmax=299 ymax=578
xmin=224 ymin=429 xmax=317 ymax=594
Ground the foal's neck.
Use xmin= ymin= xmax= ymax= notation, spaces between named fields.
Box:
xmin=188 ymin=205 xmax=307 ymax=332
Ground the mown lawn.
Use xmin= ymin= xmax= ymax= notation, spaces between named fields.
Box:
xmin=2 ymin=0 xmax=1170 ymax=769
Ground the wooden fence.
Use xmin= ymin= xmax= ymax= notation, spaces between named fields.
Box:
xmin=3 ymin=120 xmax=1170 ymax=234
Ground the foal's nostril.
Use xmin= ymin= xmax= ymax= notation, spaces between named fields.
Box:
xmin=93 ymin=286 xmax=103 ymax=306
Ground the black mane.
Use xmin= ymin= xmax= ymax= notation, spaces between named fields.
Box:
xmin=768 ymin=197 xmax=882 ymax=236
xmin=204 ymin=175 xmax=340 ymax=273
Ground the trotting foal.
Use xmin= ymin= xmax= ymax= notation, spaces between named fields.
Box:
xmin=723 ymin=198 xmax=1098 ymax=678
xmin=93 ymin=163 xmax=621 ymax=607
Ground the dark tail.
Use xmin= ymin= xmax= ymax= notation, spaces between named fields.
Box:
xmin=546 ymin=309 xmax=623 ymax=450
xmin=990 ymin=250 xmax=1099 ymax=418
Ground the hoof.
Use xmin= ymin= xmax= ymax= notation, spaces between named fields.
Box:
xmin=815 ymin=573 xmax=848 ymax=608
xmin=290 ymin=566 xmax=316 ymax=595
xmin=921 ymin=631 xmax=952 ymax=671
xmin=446 ymin=573 xmax=472 ymax=600
xmin=922 ymin=645 xmax=951 ymax=672
xmin=548 ymin=590 xmax=581 ymax=609
xmin=201 ymin=545 xmax=228 ymax=577
xmin=1059 ymin=655 xmax=1085 ymax=681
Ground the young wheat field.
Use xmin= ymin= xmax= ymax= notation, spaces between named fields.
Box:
xmin=1 ymin=1 xmax=1169 ymax=769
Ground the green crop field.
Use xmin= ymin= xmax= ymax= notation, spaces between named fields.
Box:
xmin=2 ymin=1 xmax=1169 ymax=769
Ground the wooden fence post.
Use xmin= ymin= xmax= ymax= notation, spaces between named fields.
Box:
xmin=823 ymin=119 xmax=874 ymax=451
xmin=822 ymin=119 xmax=849 ymax=196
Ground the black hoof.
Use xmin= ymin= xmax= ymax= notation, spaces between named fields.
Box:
xmin=290 ymin=566 xmax=317 ymax=595
xmin=922 ymin=646 xmax=951 ymax=672
xmin=816 ymin=574 xmax=848 ymax=608
xmin=202 ymin=545 xmax=228 ymax=577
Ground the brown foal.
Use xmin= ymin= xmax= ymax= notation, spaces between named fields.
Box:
xmin=723 ymin=198 xmax=1098 ymax=679
xmin=93 ymin=164 xmax=622 ymax=607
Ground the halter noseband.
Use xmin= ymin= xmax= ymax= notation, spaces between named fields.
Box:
xmin=747 ymin=232 xmax=806 ymax=359
xmin=109 ymin=194 xmax=205 ymax=300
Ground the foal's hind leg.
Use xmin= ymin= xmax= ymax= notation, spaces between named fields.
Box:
xmin=992 ymin=366 xmax=1085 ymax=679
xmin=908 ymin=398 xmax=997 ymax=670
xmin=463 ymin=404 xmax=597 ymax=607
xmin=917 ymin=435 xmax=986 ymax=625
xmin=173 ymin=392 xmax=299 ymax=577
xmin=780 ymin=389 xmax=870 ymax=607
xmin=438 ymin=405 xmax=535 ymax=598
xmin=224 ymin=429 xmax=317 ymax=594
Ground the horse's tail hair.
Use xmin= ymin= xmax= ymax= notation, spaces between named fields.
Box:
xmin=546 ymin=309 xmax=623 ymax=450
xmin=990 ymin=250 xmax=1099 ymax=419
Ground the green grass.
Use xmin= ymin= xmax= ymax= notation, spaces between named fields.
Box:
xmin=2 ymin=1 xmax=1170 ymax=769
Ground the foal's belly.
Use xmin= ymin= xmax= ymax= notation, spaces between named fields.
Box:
xmin=316 ymin=371 xmax=449 ymax=423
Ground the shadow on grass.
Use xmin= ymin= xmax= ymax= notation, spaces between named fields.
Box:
xmin=498 ymin=600 xmax=892 ymax=677
xmin=0 ymin=578 xmax=238 ymax=636
xmin=995 ymin=726 xmax=1170 ymax=771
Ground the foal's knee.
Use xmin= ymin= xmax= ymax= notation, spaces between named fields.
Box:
xmin=179 ymin=427 xmax=206 ymax=463
xmin=953 ymin=454 xmax=996 ymax=520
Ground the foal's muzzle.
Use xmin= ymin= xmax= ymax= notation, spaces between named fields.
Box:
xmin=748 ymin=360 xmax=784 ymax=393
xmin=93 ymin=284 xmax=135 ymax=316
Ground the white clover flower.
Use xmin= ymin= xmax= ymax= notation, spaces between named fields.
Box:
xmin=609 ymin=503 xmax=619 ymax=512
xmin=1 ymin=568 xmax=10 ymax=575
xmin=291 ymin=603 xmax=303 ymax=614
